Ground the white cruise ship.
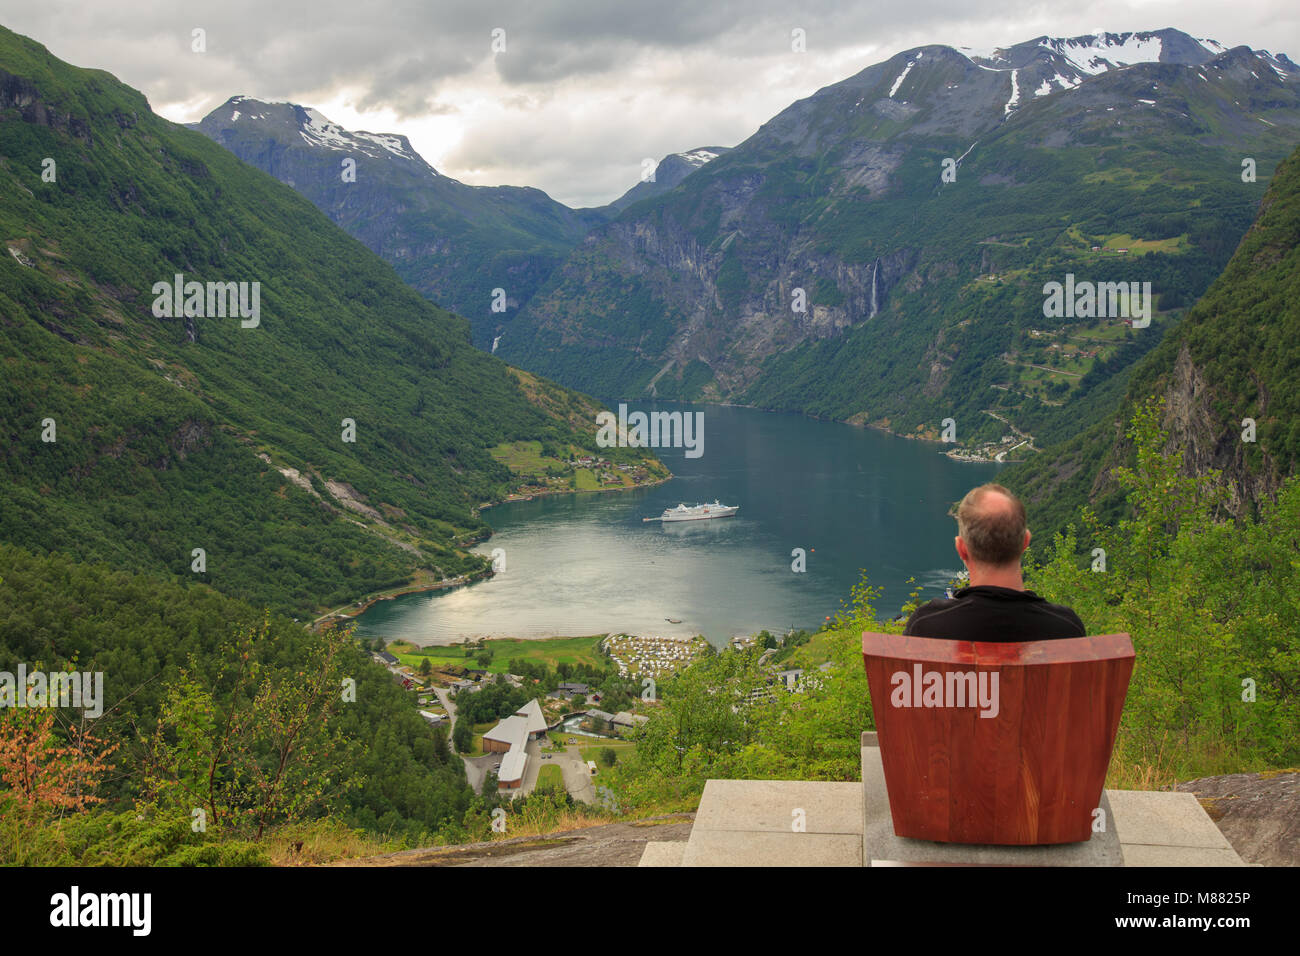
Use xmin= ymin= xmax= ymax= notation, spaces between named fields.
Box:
xmin=645 ymin=501 xmax=739 ymax=522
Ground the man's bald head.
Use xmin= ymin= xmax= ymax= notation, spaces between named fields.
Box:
xmin=954 ymin=484 xmax=1029 ymax=567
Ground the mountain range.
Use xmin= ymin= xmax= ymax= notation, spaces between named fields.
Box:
xmin=187 ymin=28 xmax=1300 ymax=540
xmin=195 ymin=100 xmax=730 ymax=348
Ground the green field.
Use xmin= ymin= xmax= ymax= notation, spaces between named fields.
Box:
xmin=535 ymin=764 xmax=565 ymax=792
xmin=387 ymin=635 xmax=608 ymax=673
xmin=488 ymin=440 xmax=612 ymax=491
xmin=489 ymin=440 xmax=566 ymax=473
xmin=573 ymin=469 xmax=602 ymax=491
xmin=577 ymin=739 xmax=639 ymax=765
xmin=1096 ymin=232 xmax=1188 ymax=254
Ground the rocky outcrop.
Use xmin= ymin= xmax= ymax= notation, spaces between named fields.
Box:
xmin=1179 ymin=770 xmax=1299 ymax=866
xmin=0 ymin=70 xmax=94 ymax=142
xmin=1162 ymin=342 xmax=1284 ymax=519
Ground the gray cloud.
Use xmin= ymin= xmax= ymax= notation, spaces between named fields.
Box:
xmin=3 ymin=1 xmax=1297 ymax=205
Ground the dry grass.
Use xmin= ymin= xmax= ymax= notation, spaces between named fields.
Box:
xmin=484 ymin=805 xmax=622 ymax=840
xmin=263 ymin=819 xmax=412 ymax=866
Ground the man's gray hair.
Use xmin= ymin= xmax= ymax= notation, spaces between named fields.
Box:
xmin=954 ymin=483 xmax=1028 ymax=567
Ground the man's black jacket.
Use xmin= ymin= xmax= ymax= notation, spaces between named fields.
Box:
xmin=903 ymin=585 xmax=1086 ymax=642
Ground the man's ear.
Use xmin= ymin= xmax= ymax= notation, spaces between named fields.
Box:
xmin=1024 ymin=529 xmax=1032 ymax=553
xmin=955 ymin=536 xmax=968 ymax=562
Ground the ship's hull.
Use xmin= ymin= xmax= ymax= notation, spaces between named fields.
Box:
xmin=660 ymin=507 xmax=738 ymax=522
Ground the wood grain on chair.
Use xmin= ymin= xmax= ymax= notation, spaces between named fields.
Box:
xmin=862 ymin=632 xmax=1135 ymax=845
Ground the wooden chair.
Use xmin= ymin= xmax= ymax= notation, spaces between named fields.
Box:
xmin=861 ymin=632 xmax=1135 ymax=845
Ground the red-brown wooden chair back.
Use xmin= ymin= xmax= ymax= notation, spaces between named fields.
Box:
xmin=862 ymin=632 xmax=1135 ymax=845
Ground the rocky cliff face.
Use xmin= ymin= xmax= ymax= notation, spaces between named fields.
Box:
xmin=1161 ymin=343 xmax=1285 ymax=518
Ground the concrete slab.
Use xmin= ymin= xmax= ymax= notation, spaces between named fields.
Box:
xmin=692 ymin=779 xmax=863 ymax=834
xmin=638 ymin=841 xmax=688 ymax=867
xmin=861 ymin=745 xmax=1125 ymax=866
xmin=681 ymin=830 xmax=862 ymax=867
xmin=1120 ymin=844 xmax=1246 ymax=867
xmin=1104 ymin=789 xmax=1234 ymax=849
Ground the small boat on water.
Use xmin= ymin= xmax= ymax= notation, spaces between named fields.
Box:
xmin=666 ymin=617 xmax=683 ymax=624
xmin=644 ymin=500 xmax=739 ymax=522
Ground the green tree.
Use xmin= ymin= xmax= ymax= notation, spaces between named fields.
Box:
xmin=452 ymin=719 xmax=473 ymax=754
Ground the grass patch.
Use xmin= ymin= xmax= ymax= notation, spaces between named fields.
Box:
xmin=578 ymin=739 xmax=639 ymax=764
xmin=489 ymin=440 xmax=561 ymax=473
xmin=536 ymin=764 xmax=565 ymax=792
xmin=384 ymin=635 xmax=607 ymax=673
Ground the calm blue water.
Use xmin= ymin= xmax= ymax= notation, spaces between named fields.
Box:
xmin=354 ymin=403 xmax=1003 ymax=647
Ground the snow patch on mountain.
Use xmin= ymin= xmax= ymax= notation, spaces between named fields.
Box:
xmin=680 ymin=148 xmax=720 ymax=167
xmin=889 ymin=59 xmax=917 ymax=98
xmin=1040 ymin=33 xmax=1163 ymax=75
xmin=958 ymin=45 xmax=1005 ymax=62
xmin=354 ymin=131 xmax=412 ymax=159
xmin=1004 ymin=69 xmax=1020 ymax=115
xmin=301 ymin=108 xmax=355 ymax=151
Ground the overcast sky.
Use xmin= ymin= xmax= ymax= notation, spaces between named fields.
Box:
xmin=3 ymin=1 xmax=1297 ymax=207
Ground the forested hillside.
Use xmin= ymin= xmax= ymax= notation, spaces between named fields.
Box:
xmin=1004 ymin=141 xmax=1300 ymax=538
xmin=0 ymin=545 xmax=473 ymax=850
xmin=0 ymin=25 xmax=657 ymax=620
xmin=0 ymin=24 xmax=660 ymax=861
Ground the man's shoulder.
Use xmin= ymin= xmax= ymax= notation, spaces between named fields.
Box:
xmin=904 ymin=587 xmax=1085 ymax=640
xmin=903 ymin=595 xmax=965 ymax=630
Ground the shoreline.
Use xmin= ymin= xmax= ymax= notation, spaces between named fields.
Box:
xmin=310 ymin=570 xmax=491 ymax=632
xmin=316 ymin=469 xmax=672 ymax=633
xmin=318 ymin=404 xmax=983 ymax=638
xmin=617 ymin=395 xmax=1032 ymax=461
xmin=476 ymin=471 xmax=670 ymax=512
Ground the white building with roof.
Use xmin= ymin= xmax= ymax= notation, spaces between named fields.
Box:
xmin=514 ymin=698 xmax=548 ymax=738
xmin=498 ymin=749 xmax=528 ymax=789
xmin=483 ymin=699 xmax=548 ymax=792
xmin=482 ymin=714 xmax=530 ymax=754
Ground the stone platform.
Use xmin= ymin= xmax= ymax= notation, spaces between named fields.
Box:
xmin=639 ymin=732 xmax=1244 ymax=867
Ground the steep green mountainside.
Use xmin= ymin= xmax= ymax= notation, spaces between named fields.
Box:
xmin=1004 ymin=141 xmax=1300 ymax=539
xmin=0 ymin=25 xmax=654 ymax=619
xmin=195 ymin=98 xmax=612 ymax=349
xmin=499 ymin=31 xmax=1299 ymax=457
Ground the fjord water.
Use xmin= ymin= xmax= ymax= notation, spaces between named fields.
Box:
xmin=355 ymin=404 xmax=1003 ymax=647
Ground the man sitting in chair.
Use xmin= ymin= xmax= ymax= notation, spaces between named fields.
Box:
xmin=904 ymin=482 xmax=1085 ymax=641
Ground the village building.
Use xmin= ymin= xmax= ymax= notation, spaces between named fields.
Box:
xmin=482 ymin=715 xmax=529 ymax=754
xmin=482 ymin=699 xmax=548 ymax=792
xmin=612 ymin=711 xmax=650 ymax=730
xmin=515 ymin=698 xmax=549 ymax=738
xmin=498 ymin=749 xmax=528 ymax=790
xmin=774 ymin=668 xmax=804 ymax=690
